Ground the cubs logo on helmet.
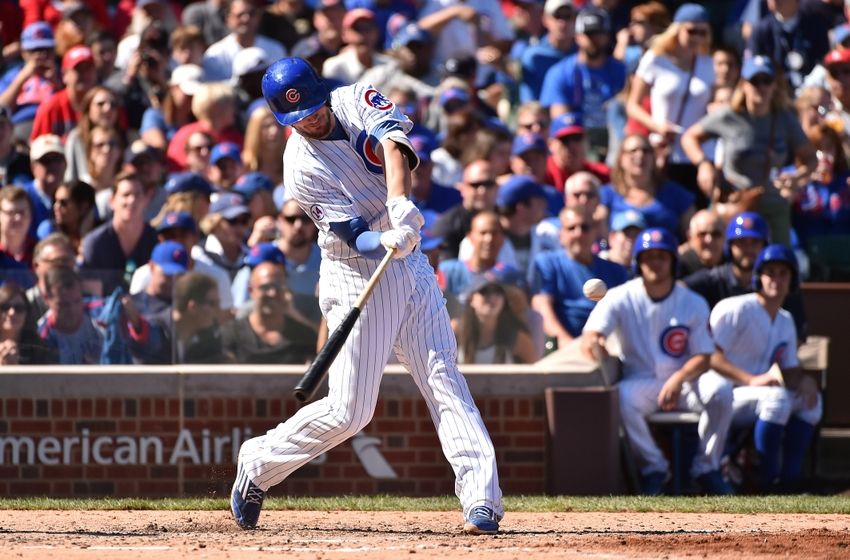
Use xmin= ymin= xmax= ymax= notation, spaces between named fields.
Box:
xmin=363 ymin=88 xmax=393 ymax=111
xmin=355 ymin=130 xmax=384 ymax=175
xmin=660 ymin=325 xmax=690 ymax=358
xmin=285 ymin=88 xmax=300 ymax=103
xmin=771 ymin=342 xmax=788 ymax=365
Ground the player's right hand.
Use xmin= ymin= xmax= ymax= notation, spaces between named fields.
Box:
xmin=387 ymin=197 xmax=425 ymax=232
xmin=380 ymin=226 xmax=418 ymax=258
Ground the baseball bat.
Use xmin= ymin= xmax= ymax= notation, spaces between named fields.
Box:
xmin=293 ymin=248 xmax=396 ymax=402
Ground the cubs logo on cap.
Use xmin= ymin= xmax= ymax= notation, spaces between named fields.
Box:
xmin=660 ymin=325 xmax=690 ymax=358
xmin=363 ymin=88 xmax=393 ymax=111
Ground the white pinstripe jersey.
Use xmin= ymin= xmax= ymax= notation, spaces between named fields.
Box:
xmin=283 ymin=83 xmax=415 ymax=261
xmin=710 ymin=293 xmax=799 ymax=378
xmin=583 ymin=278 xmax=714 ymax=381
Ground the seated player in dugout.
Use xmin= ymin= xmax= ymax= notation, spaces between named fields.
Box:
xmin=581 ymin=227 xmax=734 ymax=496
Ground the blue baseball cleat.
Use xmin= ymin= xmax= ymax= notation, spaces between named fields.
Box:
xmin=231 ymin=471 xmax=266 ymax=529
xmin=463 ymin=505 xmax=500 ymax=535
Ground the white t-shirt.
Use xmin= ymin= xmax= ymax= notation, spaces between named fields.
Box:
xmin=202 ymin=34 xmax=286 ymax=82
xmin=322 ymin=48 xmax=394 ymax=86
xmin=636 ymin=51 xmax=714 ymax=164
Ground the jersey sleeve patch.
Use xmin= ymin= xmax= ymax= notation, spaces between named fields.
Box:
xmin=310 ymin=204 xmax=325 ymax=221
xmin=363 ymin=88 xmax=394 ymax=111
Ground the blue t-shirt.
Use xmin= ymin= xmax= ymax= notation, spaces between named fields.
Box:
xmin=140 ymin=108 xmax=178 ymax=142
xmin=599 ymin=181 xmax=695 ymax=240
xmin=531 ymin=251 xmax=628 ymax=337
xmin=413 ymin=182 xmax=462 ymax=214
xmin=519 ymin=36 xmax=576 ymax=103
xmin=438 ymin=259 xmax=525 ymax=304
xmin=539 ymin=54 xmax=626 ymax=129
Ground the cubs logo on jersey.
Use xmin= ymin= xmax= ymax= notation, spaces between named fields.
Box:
xmin=363 ymin=88 xmax=393 ymax=111
xmin=771 ymin=342 xmax=788 ymax=365
xmin=660 ymin=325 xmax=690 ymax=358
xmin=355 ymin=130 xmax=384 ymax=175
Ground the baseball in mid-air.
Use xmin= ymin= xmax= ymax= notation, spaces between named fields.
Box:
xmin=583 ymin=278 xmax=608 ymax=301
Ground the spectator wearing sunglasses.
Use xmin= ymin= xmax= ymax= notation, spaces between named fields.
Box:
xmin=531 ymin=205 xmax=628 ymax=351
xmin=0 ymin=281 xmax=50 ymax=365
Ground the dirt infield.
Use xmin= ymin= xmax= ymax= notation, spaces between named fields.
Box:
xmin=1 ymin=510 xmax=848 ymax=559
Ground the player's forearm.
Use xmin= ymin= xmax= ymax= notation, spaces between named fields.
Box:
xmin=709 ymin=351 xmax=754 ymax=385
xmin=381 ymin=139 xmax=412 ymax=201
xmin=674 ymin=353 xmax=710 ymax=384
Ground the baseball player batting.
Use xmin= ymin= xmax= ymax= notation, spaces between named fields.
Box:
xmin=230 ymin=58 xmax=503 ymax=535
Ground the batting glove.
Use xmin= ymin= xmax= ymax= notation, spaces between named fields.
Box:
xmin=387 ymin=196 xmax=425 ymax=232
xmin=380 ymin=226 xmax=419 ymax=258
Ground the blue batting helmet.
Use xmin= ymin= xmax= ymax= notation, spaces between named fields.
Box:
xmin=725 ymin=212 xmax=769 ymax=255
xmin=753 ymin=244 xmax=799 ymax=292
xmin=262 ymin=57 xmax=329 ymax=126
xmin=632 ymin=227 xmax=678 ymax=275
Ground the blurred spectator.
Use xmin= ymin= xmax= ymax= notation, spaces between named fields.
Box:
xmin=323 ymin=8 xmax=390 ymax=85
xmin=130 ymin=239 xmax=188 ymax=320
xmin=430 ymin=105 xmax=480 ymax=186
xmin=20 ymin=0 xmax=109 ymax=35
xmin=627 ymin=3 xmax=714 ymax=208
xmin=534 ymin=170 xmax=609 ymax=250
xmin=241 ymin=106 xmax=285 ymax=186
xmin=515 ymin=100 xmax=551 ymax=138
xmin=541 ymin=7 xmax=626 ymax=158
xmin=678 ymin=209 xmax=726 ymax=278
xmin=612 ymin=1 xmax=669 ymax=72
xmin=38 ymin=180 xmax=98 ymax=254
xmin=140 ymin=63 xmax=203 ymax=151
xmin=747 ymin=0 xmax=830 ymax=91
xmin=208 ymin=142 xmax=245 ymax=190
xmin=531 ymin=205 xmax=628 ymax=349
xmin=545 ymin=112 xmax=610 ymax=193
xmin=115 ymin=0 xmax=179 ymax=71
xmin=682 ymin=56 xmax=816 ymax=246
xmin=160 ymin=171 xmax=214 ymax=225
xmin=259 ymin=0 xmax=315 ymax=52
xmin=509 ymin=0 xmax=547 ymax=61
xmin=792 ymin=122 xmax=850 ymax=244
xmin=222 ymin=260 xmax=317 ymax=363
xmin=274 ymin=198 xmax=320 ymax=298
xmin=198 ymin=191 xmax=250 ymax=280
xmin=600 ymin=209 xmax=646 ymax=271
xmin=54 ymin=4 xmax=94 ymax=57
xmin=821 ymin=49 xmax=850 ymax=152
xmin=290 ymin=0 xmax=345 ymax=71
xmin=438 ymin=210 xmax=524 ymax=304
xmin=712 ymin=44 xmax=741 ymax=90
xmin=600 ymin=133 xmax=695 ymax=240
xmin=0 ymin=108 xmax=31 ymax=186
xmin=37 ymin=266 xmax=103 ymax=364
xmin=0 ymin=22 xmax=60 ymax=137
xmin=518 ymin=0 xmax=576 ymax=104
xmin=510 ymin=132 xmax=551 ymax=191
xmin=169 ymin=25 xmax=206 ymax=68
xmin=89 ymin=30 xmax=118 ymax=83
xmin=202 ymin=0 xmax=286 ymax=82
xmin=359 ymin=23 xmax=439 ymax=93
xmin=26 ymin=232 xmax=75 ymax=318
xmin=231 ymin=46 xmax=271 ymax=114
xmin=63 ymin=85 xmax=122 ymax=184
xmin=167 ymin=82 xmax=243 ymax=171
xmin=409 ymin=134 xmax=462 ymax=213
xmin=124 ymin=141 xmax=167 ymax=223
xmin=0 ymin=186 xmax=35 ymax=282
xmin=235 ymin=172 xmax=277 ymax=236
xmin=130 ymin=210 xmax=234 ymax=311
xmin=21 ymin=134 xmax=66 ymax=237
xmin=0 ymin=281 xmax=50 ymax=364
xmin=453 ymin=278 xmax=538 ymax=364
xmin=432 ymin=159 xmax=498 ymax=260
xmin=183 ymin=130 xmax=215 ymax=178
xmin=108 ymin=21 xmax=170 ymax=130
xmin=85 ymin=125 xmax=126 ymax=217
xmin=182 ymin=0 xmax=228 ymax=47
xmin=794 ymin=86 xmax=831 ymax=140
xmin=30 ymin=45 xmax=97 ymax=141
xmin=80 ymin=172 xmax=157 ymax=296
xmin=463 ymin=125 xmax=514 ymax=181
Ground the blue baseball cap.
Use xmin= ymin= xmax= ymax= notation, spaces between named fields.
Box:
xmin=611 ymin=209 xmax=647 ymax=232
xmin=673 ymin=3 xmax=709 ymax=24
xmin=210 ymin=142 xmax=242 ymax=165
xmin=512 ymin=132 xmax=548 ymax=157
xmin=409 ymin=134 xmax=435 ymax=162
xmin=243 ymin=242 xmax=287 ymax=268
xmin=164 ymin=172 xmax=215 ymax=196
xmin=549 ymin=112 xmax=584 ymax=138
xmin=234 ymin=172 xmax=275 ymax=199
xmin=150 ymin=240 xmax=189 ymax=276
xmin=156 ymin=211 xmax=197 ymax=233
xmin=210 ymin=192 xmax=250 ymax=220
xmin=497 ymin=175 xmax=547 ymax=208
xmin=439 ymin=87 xmax=470 ymax=107
xmin=420 ymin=209 xmax=443 ymax=252
xmin=392 ymin=23 xmax=430 ymax=48
xmin=21 ymin=22 xmax=55 ymax=51
xmin=741 ymin=56 xmax=774 ymax=81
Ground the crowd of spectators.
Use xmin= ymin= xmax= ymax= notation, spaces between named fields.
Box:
xmin=0 ymin=0 xmax=845 ymax=369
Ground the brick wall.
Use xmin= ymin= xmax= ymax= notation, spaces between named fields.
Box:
xmin=0 ymin=367 xmax=567 ymax=498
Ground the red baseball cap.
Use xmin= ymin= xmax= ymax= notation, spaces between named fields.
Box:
xmin=824 ymin=48 xmax=850 ymax=67
xmin=62 ymin=45 xmax=94 ymax=72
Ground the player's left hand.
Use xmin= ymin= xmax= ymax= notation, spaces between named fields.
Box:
xmin=387 ymin=197 xmax=425 ymax=232
xmin=794 ymin=375 xmax=820 ymax=410
xmin=657 ymin=377 xmax=683 ymax=411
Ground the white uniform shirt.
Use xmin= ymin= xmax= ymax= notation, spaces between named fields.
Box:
xmin=583 ymin=278 xmax=714 ymax=381
xmin=418 ymin=0 xmax=514 ymax=69
xmin=710 ymin=293 xmax=799 ymax=379
xmin=283 ymin=83 xmax=415 ymax=261
xmin=202 ymin=34 xmax=286 ymax=82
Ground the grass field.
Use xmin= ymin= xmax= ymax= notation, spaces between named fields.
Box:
xmin=2 ymin=494 xmax=848 ymax=514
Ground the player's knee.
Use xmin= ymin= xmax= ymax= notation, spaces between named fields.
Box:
xmin=794 ymin=393 xmax=823 ymax=425
xmin=704 ymin=381 xmax=733 ymax=412
xmin=758 ymin=388 xmax=792 ymax=425
xmin=328 ymin=407 xmax=375 ymax=439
